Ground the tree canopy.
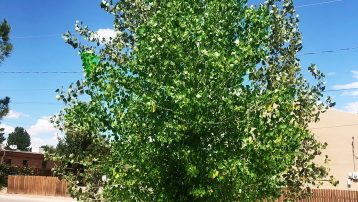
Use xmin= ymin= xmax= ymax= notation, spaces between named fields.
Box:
xmin=0 ymin=19 xmax=12 ymax=145
xmin=54 ymin=0 xmax=336 ymax=201
xmin=6 ymin=127 xmax=31 ymax=151
xmin=47 ymin=124 xmax=109 ymax=200
xmin=40 ymin=145 xmax=56 ymax=153
xmin=0 ymin=19 xmax=12 ymax=63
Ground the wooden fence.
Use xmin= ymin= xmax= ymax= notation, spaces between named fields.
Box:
xmin=7 ymin=175 xmax=68 ymax=196
xmin=5 ymin=177 xmax=358 ymax=201
xmin=274 ymin=189 xmax=358 ymax=202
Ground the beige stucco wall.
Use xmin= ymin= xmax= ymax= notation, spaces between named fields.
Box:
xmin=311 ymin=109 xmax=358 ymax=190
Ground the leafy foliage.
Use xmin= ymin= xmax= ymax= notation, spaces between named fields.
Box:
xmin=40 ymin=145 xmax=56 ymax=153
xmin=0 ymin=19 xmax=12 ymax=63
xmin=0 ymin=19 xmax=12 ymax=144
xmin=6 ymin=127 xmax=31 ymax=151
xmin=56 ymin=0 xmax=336 ymax=201
xmin=0 ymin=97 xmax=10 ymax=144
xmin=0 ymin=129 xmax=5 ymax=144
xmin=47 ymin=118 xmax=110 ymax=201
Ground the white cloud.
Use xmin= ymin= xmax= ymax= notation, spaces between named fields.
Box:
xmin=31 ymin=137 xmax=46 ymax=148
xmin=1 ymin=117 xmax=61 ymax=148
xmin=26 ymin=116 xmax=59 ymax=136
xmin=31 ymin=137 xmax=58 ymax=148
xmin=25 ymin=116 xmax=61 ymax=148
xmin=0 ymin=123 xmax=14 ymax=134
xmin=332 ymin=82 xmax=358 ymax=90
xmin=333 ymin=71 xmax=358 ymax=90
xmin=5 ymin=110 xmax=29 ymax=119
xmin=343 ymin=102 xmax=358 ymax=114
xmin=326 ymin=72 xmax=336 ymax=76
xmin=353 ymin=71 xmax=358 ymax=79
xmin=96 ymin=28 xmax=116 ymax=42
xmin=342 ymin=90 xmax=358 ymax=97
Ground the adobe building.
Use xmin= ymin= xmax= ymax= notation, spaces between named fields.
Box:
xmin=0 ymin=148 xmax=54 ymax=176
xmin=311 ymin=109 xmax=358 ymax=190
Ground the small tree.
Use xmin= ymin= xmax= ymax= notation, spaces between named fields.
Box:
xmin=6 ymin=127 xmax=31 ymax=151
xmin=48 ymin=109 xmax=110 ymax=201
xmin=40 ymin=145 xmax=56 ymax=153
xmin=56 ymin=0 xmax=336 ymax=201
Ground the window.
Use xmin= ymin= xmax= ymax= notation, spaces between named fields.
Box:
xmin=41 ymin=161 xmax=47 ymax=169
xmin=22 ymin=160 xmax=29 ymax=167
xmin=4 ymin=159 xmax=11 ymax=165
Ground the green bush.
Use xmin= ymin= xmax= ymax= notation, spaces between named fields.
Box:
xmin=0 ymin=164 xmax=35 ymax=189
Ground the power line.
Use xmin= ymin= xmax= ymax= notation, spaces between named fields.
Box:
xmin=8 ymin=1 xmax=344 ymax=40
xmin=0 ymin=46 xmax=356 ymax=77
xmin=0 ymin=87 xmax=356 ymax=93
xmin=11 ymin=102 xmax=60 ymax=105
xmin=325 ymin=88 xmax=358 ymax=92
xmin=0 ymin=71 xmax=82 ymax=74
xmin=296 ymin=0 xmax=343 ymax=8
xmin=0 ymin=120 xmax=34 ymax=125
xmin=0 ymin=88 xmax=54 ymax=91
xmin=1 ymin=43 xmax=358 ymax=75
xmin=2 ymin=116 xmax=357 ymax=130
xmin=0 ymin=87 xmax=357 ymax=92
xmin=300 ymin=45 xmax=358 ymax=56
xmin=12 ymin=34 xmax=63 ymax=39
xmin=310 ymin=123 xmax=358 ymax=130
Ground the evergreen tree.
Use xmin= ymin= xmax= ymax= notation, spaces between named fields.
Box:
xmin=0 ymin=19 xmax=12 ymax=63
xmin=6 ymin=127 xmax=31 ymax=151
xmin=0 ymin=19 xmax=12 ymax=144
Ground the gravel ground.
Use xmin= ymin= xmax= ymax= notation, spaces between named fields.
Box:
xmin=0 ymin=188 xmax=75 ymax=202
xmin=0 ymin=194 xmax=75 ymax=202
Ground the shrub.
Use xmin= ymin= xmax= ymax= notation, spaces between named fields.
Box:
xmin=0 ymin=164 xmax=35 ymax=189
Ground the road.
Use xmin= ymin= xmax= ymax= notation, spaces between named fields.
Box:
xmin=0 ymin=194 xmax=75 ymax=202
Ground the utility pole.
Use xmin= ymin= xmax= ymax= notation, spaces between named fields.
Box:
xmin=353 ymin=137 xmax=356 ymax=171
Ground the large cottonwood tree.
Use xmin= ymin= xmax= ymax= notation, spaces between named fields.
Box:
xmin=53 ymin=0 xmax=336 ymax=201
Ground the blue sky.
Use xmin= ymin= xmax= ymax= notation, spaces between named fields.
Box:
xmin=0 ymin=0 xmax=357 ymax=148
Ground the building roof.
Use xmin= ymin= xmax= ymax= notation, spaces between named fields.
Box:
xmin=0 ymin=149 xmax=45 ymax=158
